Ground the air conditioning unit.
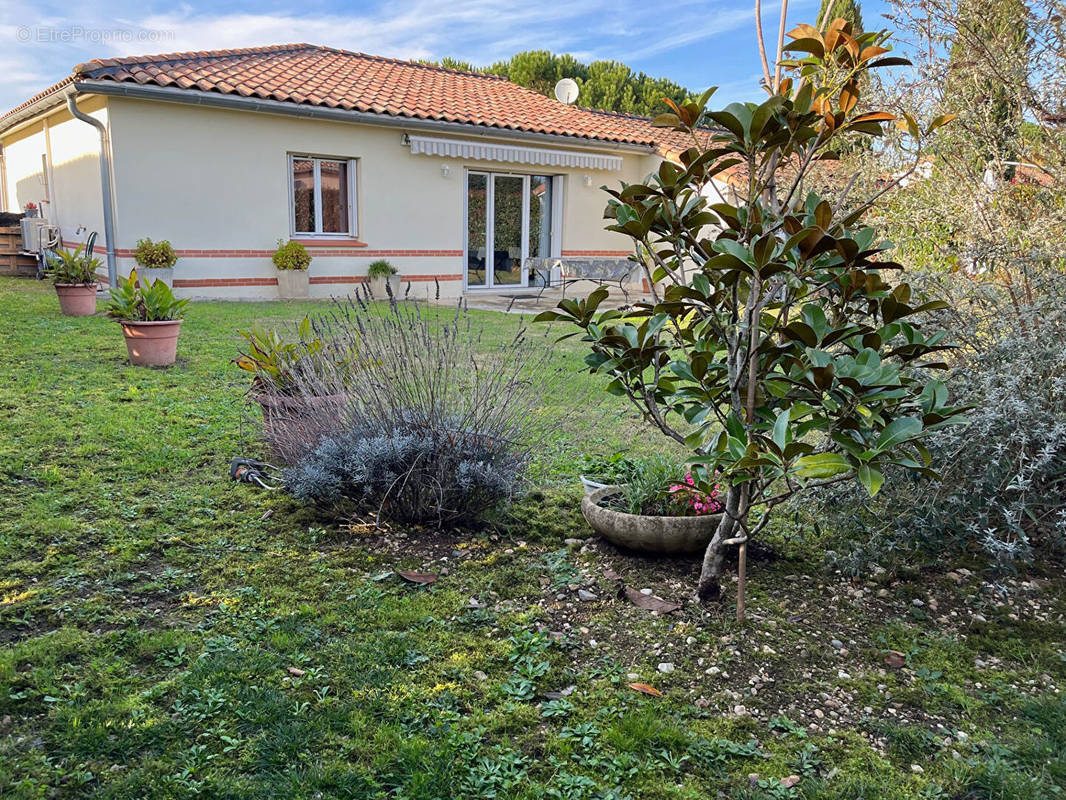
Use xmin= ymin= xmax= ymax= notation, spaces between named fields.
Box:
xmin=21 ymin=218 xmax=57 ymax=253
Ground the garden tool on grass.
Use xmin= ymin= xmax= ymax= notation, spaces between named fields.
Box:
xmin=229 ymin=457 xmax=283 ymax=490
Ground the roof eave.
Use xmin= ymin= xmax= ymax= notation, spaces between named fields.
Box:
xmin=32 ymin=79 xmax=656 ymax=154
xmin=0 ymin=83 xmax=76 ymax=137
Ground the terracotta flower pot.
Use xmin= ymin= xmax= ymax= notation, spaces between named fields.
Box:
xmin=119 ymin=319 xmax=183 ymax=366
xmin=276 ymin=269 xmax=309 ymax=299
xmin=580 ymin=486 xmax=723 ymax=554
xmin=54 ymin=283 xmax=97 ymax=316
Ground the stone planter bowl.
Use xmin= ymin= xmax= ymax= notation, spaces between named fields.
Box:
xmin=580 ymin=486 xmax=722 ymax=555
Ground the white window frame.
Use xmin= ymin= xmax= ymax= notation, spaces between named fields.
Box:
xmin=288 ymin=154 xmax=358 ymax=238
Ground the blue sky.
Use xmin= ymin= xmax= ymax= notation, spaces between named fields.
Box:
xmin=0 ymin=0 xmax=893 ymax=114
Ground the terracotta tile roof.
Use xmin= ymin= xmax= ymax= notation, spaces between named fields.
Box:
xmin=1 ymin=43 xmax=702 ymax=155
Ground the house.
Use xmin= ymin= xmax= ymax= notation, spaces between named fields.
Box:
xmin=0 ymin=44 xmax=698 ymax=299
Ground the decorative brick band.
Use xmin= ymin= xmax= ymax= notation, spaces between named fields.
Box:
xmin=561 ymin=250 xmax=631 ymax=257
xmin=309 ymin=274 xmax=462 ymax=284
xmin=173 ymin=277 xmax=279 ymax=288
xmin=63 ymin=241 xmax=462 ymax=259
xmin=173 ymin=273 xmax=464 ymax=289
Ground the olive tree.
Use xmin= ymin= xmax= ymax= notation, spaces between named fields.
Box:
xmin=538 ymin=19 xmax=965 ymax=604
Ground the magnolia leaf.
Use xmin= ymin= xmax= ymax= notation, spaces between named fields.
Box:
xmin=772 ymin=409 xmax=790 ymax=451
xmin=624 ymin=587 xmax=681 ymax=614
xmin=396 ymin=570 xmax=438 ymax=585
xmin=628 ymin=683 xmax=663 ymax=697
xmin=793 ymin=453 xmax=852 ymax=479
xmin=875 ymin=417 xmax=922 ymax=451
xmin=857 ymin=464 xmax=884 ymax=496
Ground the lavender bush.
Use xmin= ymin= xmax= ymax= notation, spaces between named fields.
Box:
xmin=256 ymin=296 xmax=565 ymax=525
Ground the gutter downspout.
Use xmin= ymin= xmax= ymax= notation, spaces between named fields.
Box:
xmin=65 ymin=91 xmax=117 ymax=287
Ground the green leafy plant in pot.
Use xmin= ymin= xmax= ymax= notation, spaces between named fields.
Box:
xmin=107 ymin=268 xmax=189 ymax=366
xmin=366 ymin=259 xmax=400 ymax=298
xmin=133 ymin=237 xmax=177 ymax=287
xmin=273 ymin=239 xmax=311 ymax=299
xmin=47 ymin=235 xmax=101 ymax=316
xmin=235 ymin=316 xmax=350 ymax=463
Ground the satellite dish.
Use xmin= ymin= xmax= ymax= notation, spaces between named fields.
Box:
xmin=554 ymin=78 xmax=579 ymax=105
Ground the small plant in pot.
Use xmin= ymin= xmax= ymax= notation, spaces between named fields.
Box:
xmin=47 ymin=237 xmax=100 ymax=317
xmin=134 ymin=238 xmax=177 ymax=287
xmin=366 ymin=259 xmax=400 ymax=298
xmin=581 ymin=457 xmax=725 ymax=555
xmin=273 ymin=239 xmax=311 ymax=299
xmin=107 ymin=268 xmax=188 ymax=366
xmin=235 ymin=317 xmax=348 ymax=464
xmin=23 ymin=202 xmax=39 ymax=219
xmin=578 ymin=452 xmax=640 ymax=494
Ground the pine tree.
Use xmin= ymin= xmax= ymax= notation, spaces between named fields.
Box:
xmin=818 ymin=0 xmax=863 ymax=32
xmin=427 ymin=51 xmax=692 ymax=117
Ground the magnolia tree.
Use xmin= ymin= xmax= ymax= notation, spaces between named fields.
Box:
xmin=539 ymin=18 xmax=965 ymax=604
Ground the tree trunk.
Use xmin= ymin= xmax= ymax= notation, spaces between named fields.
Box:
xmin=696 ymin=483 xmax=746 ymax=602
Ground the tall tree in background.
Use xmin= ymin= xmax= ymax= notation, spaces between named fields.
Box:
xmin=819 ymin=0 xmax=864 ymax=31
xmin=867 ymin=0 xmax=1064 ymax=276
xmin=944 ymin=0 xmax=1029 ymax=177
xmin=427 ymin=50 xmax=694 ymax=117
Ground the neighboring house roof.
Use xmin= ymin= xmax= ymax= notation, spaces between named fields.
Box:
xmin=1 ymin=43 xmax=704 ymax=156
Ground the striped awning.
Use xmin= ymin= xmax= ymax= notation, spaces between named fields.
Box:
xmin=406 ymin=134 xmax=623 ymax=171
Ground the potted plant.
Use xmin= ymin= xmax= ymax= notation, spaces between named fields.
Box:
xmin=107 ymin=268 xmax=189 ymax=366
xmin=235 ymin=317 xmax=347 ymax=463
xmin=580 ymin=458 xmax=724 ymax=554
xmin=273 ymin=239 xmax=311 ymax=299
xmin=134 ymin=238 xmax=177 ymax=287
xmin=367 ymin=259 xmax=400 ymax=297
xmin=46 ymin=238 xmax=100 ymax=316
xmin=23 ymin=202 xmax=39 ymax=219
xmin=578 ymin=452 xmax=640 ymax=494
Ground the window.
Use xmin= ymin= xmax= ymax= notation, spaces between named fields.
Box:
xmin=289 ymin=155 xmax=357 ymax=236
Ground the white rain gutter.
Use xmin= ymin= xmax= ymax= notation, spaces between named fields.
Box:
xmin=65 ymin=91 xmax=118 ymax=287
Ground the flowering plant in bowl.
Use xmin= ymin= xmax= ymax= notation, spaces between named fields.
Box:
xmin=666 ymin=473 xmax=724 ymax=516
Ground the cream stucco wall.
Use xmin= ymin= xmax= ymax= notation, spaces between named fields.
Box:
xmin=104 ymin=97 xmax=656 ymax=299
xmin=0 ymin=97 xmax=107 ymax=247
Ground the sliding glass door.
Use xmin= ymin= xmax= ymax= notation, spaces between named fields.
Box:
xmin=465 ymin=171 xmax=555 ymax=290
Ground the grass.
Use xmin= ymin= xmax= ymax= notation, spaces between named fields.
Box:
xmin=0 ymin=276 xmax=1064 ymax=799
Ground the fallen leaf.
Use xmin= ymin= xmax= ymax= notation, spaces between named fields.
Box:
xmin=781 ymin=775 xmax=801 ymax=788
xmin=287 ymin=667 xmax=306 ymax=677
xmin=884 ymin=650 xmax=906 ymax=669
xmin=628 ymin=682 xmax=663 ymax=697
xmin=397 ymin=569 xmax=437 ymax=585
xmin=624 ymin=587 xmax=680 ymax=613
xmin=259 ymin=509 xmax=274 ymax=521
xmin=603 ymin=567 xmax=622 ymax=582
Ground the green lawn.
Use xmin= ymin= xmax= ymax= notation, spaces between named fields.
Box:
xmin=1 ymin=277 xmax=1063 ymax=799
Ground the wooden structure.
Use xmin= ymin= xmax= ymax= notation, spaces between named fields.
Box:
xmin=0 ymin=227 xmax=37 ymax=277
